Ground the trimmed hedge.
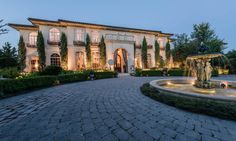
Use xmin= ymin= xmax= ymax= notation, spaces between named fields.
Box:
xmin=136 ymin=68 xmax=218 ymax=77
xmin=140 ymin=83 xmax=236 ymax=120
xmin=168 ymin=69 xmax=185 ymax=76
xmin=135 ymin=69 xmax=163 ymax=76
xmin=0 ymin=76 xmax=56 ymax=95
xmin=0 ymin=71 xmax=117 ymax=98
xmin=94 ymin=71 xmax=118 ymax=79
xmin=57 ymin=73 xmax=87 ymax=83
xmin=0 ymin=67 xmax=20 ymax=78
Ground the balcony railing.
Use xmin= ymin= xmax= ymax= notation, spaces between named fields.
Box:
xmin=147 ymin=45 xmax=153 ymax=49
xmin=73 ymin=41 xmax=85 ymax=46
xmin=91 ymin=42 xmax=99 ymax=46
xmin=47 ymin=40 xmax=60 ymax=46
xmin=135 ymin=45 xmax=141 ymax=49
xmin=26 ymin=43 xmax=36 ymax=48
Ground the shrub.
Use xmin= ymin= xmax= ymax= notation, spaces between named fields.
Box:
xmin=0 ymin=67 xmax=20 ymax=78
xmin=94 ymin=71 xmax=117 ymax=79
xmin=57 ymin=73 xmax=87 ymax=83
xmin=212 ymin=69 xmax=219 ymax=77
xmin=135 ymin=69 xmax=163 ymax=76
xmin=0 ymin=76 xmax=56 ymax=96
xmin=40 ymin=66 xmax=63 ymax=75
xmin=0 ymin=70 xmax=117 ymax=98
xmin=168 ymin=69 xmax=185 ymax=76
xmin=140 ymin=83 xmax=236 ymax=120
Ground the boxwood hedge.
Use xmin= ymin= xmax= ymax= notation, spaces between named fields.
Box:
xmin=0 ymin=71 xmax=117 ymax=98
xmin=140 ymin=83 xmax=236 ymax=120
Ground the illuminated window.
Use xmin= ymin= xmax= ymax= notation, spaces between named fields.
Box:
xmin=147 ymin=54 xmax=152 ymax=68
xmin=49 ymin=28 xmax=60 ymax=42
xmin=31 ymin=59 xmax=39 ymax=71
xmin=92 ymin=51 xmax=100 ymax=68
xmin=135 ymin=53 xmax=141 ymax=68
xmin=50 ymin=53 xmax=60 ymax=66
xmin=75 ymin=29 xmax=84 ymax=41
xmin=29 ymin=32 xmax=37 ymax=45
xmin=76 ymin=52 xmax=85 ymax=70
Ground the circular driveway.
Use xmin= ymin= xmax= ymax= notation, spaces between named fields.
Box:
xmin=0 ymin=76 xmax=236 ymax=141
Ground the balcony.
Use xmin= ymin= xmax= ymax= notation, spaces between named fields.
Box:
xmin=135 ymin=45 xmax=141 ymax=49
xmin=47 ymin=40 xmax=60 ymax=46
xmin=73 ymin=41 xmax=85 ymax=46
xmin=91 ymin=42 xmax=99 ymax=46
xmin=147 ymin=45 xmax=153 ymax=49
xmin=26 ymin=43 xmax=36 ymax=48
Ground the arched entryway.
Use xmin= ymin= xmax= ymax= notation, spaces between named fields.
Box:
xmin=114 ymin=48 xmax=128 ymax=73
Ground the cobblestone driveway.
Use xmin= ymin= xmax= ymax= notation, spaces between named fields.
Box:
xmin=0 ymin=76 xmax=236 ymax=141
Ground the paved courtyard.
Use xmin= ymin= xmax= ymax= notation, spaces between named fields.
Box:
xmin=0 ymin=76 xmax=236 ymax=141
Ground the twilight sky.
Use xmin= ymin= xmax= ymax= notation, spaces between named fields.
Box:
xmin=0 ymin=0 xmax=235 ymax=52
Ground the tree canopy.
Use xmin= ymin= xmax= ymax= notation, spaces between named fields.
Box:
xmin=0 ymin=42 xmax=18 ymax=68
xmin=172 ymin=23 xmax=226 ymax=63
xmin=0 ymin=19 xmax=8 ymax=35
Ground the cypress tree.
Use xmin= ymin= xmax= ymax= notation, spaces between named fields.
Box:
xmin=36 ymin=31 xmax=46 ymax=71
xmin=85 ymin=34 xmax=91 ymax=68
xmin=141 ymin=37 xmax=148 ymax=69
xmin=60 ymin=32 xmax=68 ymax=70
xmin=165 ymin=41 xmax=171 ymax=64
xmin=99 ymin=36 xmax=106 ymax=67
xmin=155 ymin=40 xmax=160 ymax=66
xmin=18 ymin=36 xmax=26 ymax=71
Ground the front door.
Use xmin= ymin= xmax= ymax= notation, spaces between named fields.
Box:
xmin=114 ymin=48 xmax=128 ymax=73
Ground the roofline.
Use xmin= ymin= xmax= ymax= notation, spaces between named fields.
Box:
xmin=8 ymin=23 xmax=38 ymax=31
xmin=28 ymin=17 xmax=173 ymax=36
xmin=9 ymin=17 xmax=173 ymax=36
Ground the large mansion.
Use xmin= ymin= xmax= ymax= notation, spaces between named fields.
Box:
xmin=9 ymin=18 xmax=173 ymax=73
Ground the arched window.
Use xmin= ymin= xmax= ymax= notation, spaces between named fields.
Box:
xmin=49 ymin=28 xmax=60 ymax=42
xmin=76 ymin=51 xmax=85 ymax=70
xmin=29 ymin=32 xmax=38 ymax=45
xmin=50 ymin=53 xmax=60 ymax=66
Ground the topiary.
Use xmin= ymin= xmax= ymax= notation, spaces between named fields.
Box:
xmin=40 ymin=66 xmax=62 ymax=76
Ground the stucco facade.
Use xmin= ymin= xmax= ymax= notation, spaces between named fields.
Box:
xmin=9 ymin=18 xmax=173 ymax=73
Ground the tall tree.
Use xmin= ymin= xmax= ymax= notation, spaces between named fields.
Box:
xmin=18 ymin=36 xmax=26 ymax=71
xmin=165 ymin=41 xmax=171 ymax=64
xmin=60 ymin=32 xmax=68 ymax=69
xmin=0 ymin=20 xmax=8 ymax=35
xmin=226 ymin=50 xmax=236 ymax=74
xmin=154 ymin=40 xmax=160 ymax=66
xmin=191 ymin=22 xmax=226 ymax=53
xmin=85 ymin=34 xmax=91 ymax=68
xmin=0 ymin=42 xmax=18 ymax=68
xmin=36 ymin=31 xmax=46 ymax=71
xmin=99 ymin=36 xmax=106 ymax=67
xmin=141 ymin=37 xmax=148 ymax=68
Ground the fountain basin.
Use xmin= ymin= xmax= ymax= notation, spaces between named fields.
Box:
xmin=140 ymin=78 xmax=236 ymax=120
xmin=150 ymin=78 xmax=236 ymax=101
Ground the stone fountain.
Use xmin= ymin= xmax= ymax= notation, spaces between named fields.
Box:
xmin=147 ymin=43 xmax=236 ymax=119
xmin=186 ymin=53 xmax=223 ymax=88
xmin=149 ymin=42 xmax=236 ymax=100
